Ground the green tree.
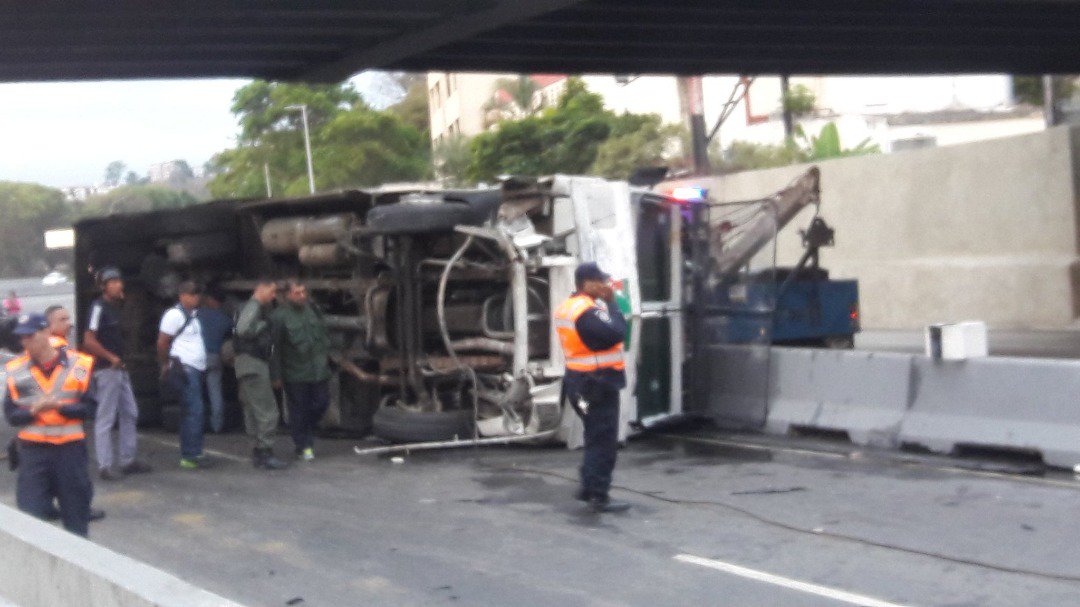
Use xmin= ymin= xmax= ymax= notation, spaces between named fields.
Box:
xmin=104 ymin=161 xmax=126 ymax=187
xmin=485 ymin=75 xmax=542 ymax=123
xmin=387 ymin=73 xmax=430 ymax=137
xmin=79 ymin=185 xmax=198 ymax=217
xmin=468 ymin=78 xmax=624 ymax=182
xmin=794 ymin=122 xmax=880 ymax=160
xmin=208 ymin=80 xmax=430 ymax=198
xmin=433 ymin=135 xmax=474 ymax=187
xmin=1012 ymin=75 xmax=1078 ymax=106
xmin=781 ymin=84 xmax=817 ymax=118
xmin=590 ymin=114 xmax=683 ymax=179
xmin=0 ymin=182 xmax=71 ymax=277
xmin=715 ymin=141 xmax=801 ymax=173
xmin=314 ymin=108 xmax=431 ymax=190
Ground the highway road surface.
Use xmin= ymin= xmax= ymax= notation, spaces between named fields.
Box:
xmin=2 ymin=423 xmax=1079 ymax=606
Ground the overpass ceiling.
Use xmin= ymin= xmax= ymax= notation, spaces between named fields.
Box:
xmin=2 ymin=0 xmax=1078 ymax=83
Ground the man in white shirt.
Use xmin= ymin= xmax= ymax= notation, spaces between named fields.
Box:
xmin=156 ymin=281 xmax=208 ymax=469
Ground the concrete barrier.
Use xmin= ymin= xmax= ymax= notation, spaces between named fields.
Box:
xmin=0 ymin=504 xmax=243 ymax=607
xmin=898 ymin=356 xmax=1080 ymax=468
xmin=765 ymin=347 xmax=914 ymax=448
xmin=704 ymin=344 xmax=1080 ymax=468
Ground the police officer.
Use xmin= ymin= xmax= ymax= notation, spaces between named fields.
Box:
xmin=554 ymin=262 xmax=631 ymax=513
xmin=2 ymin=314 xmax=96 ymax=536
xmin=234 ymin=281 xmax=287 ymax=470
xmin=44 ymin=304 xmax=106 ymax=522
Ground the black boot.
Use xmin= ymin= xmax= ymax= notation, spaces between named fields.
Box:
xmin=588 ymin=495 xmax=631 ymax=514
xmin=253 ymin=448 xmax=288 ymax=470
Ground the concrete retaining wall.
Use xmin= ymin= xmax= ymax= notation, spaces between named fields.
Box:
xmin=0 ymin=504 xmax=243 ymax=607
xmin=667 ymin=126 xmax=1080 ymax=330
xmin=705 ymin=345 xmax=1080 ymax=468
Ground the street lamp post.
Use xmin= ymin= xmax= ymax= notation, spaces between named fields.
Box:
xmin=285 ymin=104 xmax=316 ymax=194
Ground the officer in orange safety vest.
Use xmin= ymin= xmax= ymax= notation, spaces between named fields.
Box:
xmin=3 ymin=313 xmax=96 ymax=536
xmin=44 ymin=304 xmax=107 ymax=523
xmin=554 ymin=262 xmax=631 ymax=514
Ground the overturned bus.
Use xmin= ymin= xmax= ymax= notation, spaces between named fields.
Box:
xmin=72 ymin=169 xmax=838 ymax=445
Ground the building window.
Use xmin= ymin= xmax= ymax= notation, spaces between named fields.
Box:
xmin=430 ymin=81 xmax=443 ymax=108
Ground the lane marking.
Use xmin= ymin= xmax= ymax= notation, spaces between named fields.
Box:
xmin=675 ymin=554 xmax=909 ymax=607
xmin=658 ymin=434 xmax=1080 ymax=491
xmin=142 ymin=436 xmax=248 ymax=463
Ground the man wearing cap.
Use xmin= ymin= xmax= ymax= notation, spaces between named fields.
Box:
xmin=83 ymin=267 xmax=151 ymax=481
xmin=157 ymin=281 xmax=208 ymax=469
xmin=45 ymin=304 xmax=106 ymax=522
xmin=234 ymin=281 xmax=287 ymax=470
xmin=553 ymin=262 xmax=631 ymax=513
xmin=3 ymin=314 xmax=96 ymax=536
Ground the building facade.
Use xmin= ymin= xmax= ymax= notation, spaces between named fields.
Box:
xmin=427 ymin=72 xmax=1045 ymax=155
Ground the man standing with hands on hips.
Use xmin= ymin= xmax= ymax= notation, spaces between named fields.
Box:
xmin=554 ymin=262 xmax=631 ymax=514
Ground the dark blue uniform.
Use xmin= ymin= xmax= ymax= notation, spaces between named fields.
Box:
xmin=563 ymin=298 xmax=628 ymax=502
xmin=4 ymin=354 xmax=97 ymax=537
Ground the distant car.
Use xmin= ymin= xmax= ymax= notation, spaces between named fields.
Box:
xmin=41 ymin=271 xmax=68 ymax=286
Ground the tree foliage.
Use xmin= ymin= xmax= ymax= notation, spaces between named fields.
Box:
xmin=387 ymin=74 xmax=430 ymax=138
xmin=590 ymin=114 xmax=683 ymax=179
xmin=715 ymin=141 xmax=801 ymax=173
xmin=467 ymin=78 xmax=678 ymax=183
xmin=78 ymin=185 xmax=197 ymax=217
xmin=715 ymin=122 xmax=881 ymax=174
xmin=208 ymin=80 xmax=430 ymax=198
xmin=794 ymin=122 xmax=880 ymax=160
xmin=433 ymin=135 xmax=474 ymax=187
xmin=485 ymin=75 xmax=542 ymax=124
xmin=781 ymin=84 xmax=817 ymax=118
xmin=104 ymin=161 xmax=126 ymax=187
xmin=1012 ymin=75 xmax=1078 ymax=106
xmin=0 ymin=183 xmax=71 ymax=277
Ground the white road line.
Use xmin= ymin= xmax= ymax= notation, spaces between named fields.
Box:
xmin=661 ymin=433 xmax=1080 ymax=491
xmin=675 ymin=554 xmax=909 ymax=607
xmin=142 ymin=436 xmax=248 ymax=463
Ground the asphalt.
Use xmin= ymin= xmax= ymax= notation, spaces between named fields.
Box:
xmin=2 ymin=423 xmax=1080 ymax=606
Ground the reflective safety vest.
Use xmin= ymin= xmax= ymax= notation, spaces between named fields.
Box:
xmin=6 ymin=351 xmax=94 ymax=444
xmin=48 ymin=335 xmax=68 ymax=348
xmin=553 ymin=294 xmax=626 ymax=373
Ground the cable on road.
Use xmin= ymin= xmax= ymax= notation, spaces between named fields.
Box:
xmin=479 ymin=462 xmax=1080 ymax=585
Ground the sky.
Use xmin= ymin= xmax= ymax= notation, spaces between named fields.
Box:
xmin=0 ymin=71 xmax=398 ymax=189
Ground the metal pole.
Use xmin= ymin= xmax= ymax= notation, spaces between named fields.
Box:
xmin=263 ymin=163 xmax=272 ymax=198
xmin=300 ymin=105 xmax=315 ymax=194
xmin=780 ymin=75 xmax=795 ymax=140
xmin=686 ymin=76 xmax=711 ymax=175
xmin=286 ymin=104 xmax=316 ymax=194
xmin=1043 ymin=75 xmax=1059 ymax=128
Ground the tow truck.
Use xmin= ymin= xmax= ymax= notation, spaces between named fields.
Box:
xmin=69 ymin=167 xmax=856 ymax=445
